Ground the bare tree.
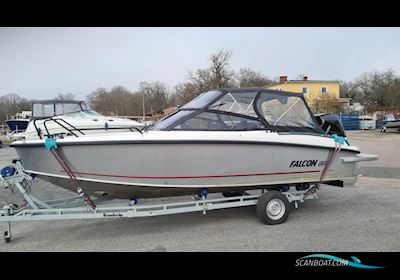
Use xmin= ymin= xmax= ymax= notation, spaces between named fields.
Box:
xmin=0 ymin=93 xmax=31 ymax=124
xmin=86 ymin=88 xmax=111 ymax=115
xmin=313 ymin=94 xmax=343 ymax=114
xmin=188 ymin=48 xmax=235 ymax=92
xmin=340 ymin=80 xmax=365 ymax=105
xmin=54 ymin=93 xmax=75 ymax=100
xmin=208 ymin=49 xmax=235 ymax=88
xmin=86 ymin=88 xmax=107 ymax=110
xmin=173 ymin=82 xmax=199 ymax=106
xmin=235 ymin=67 xmax=272 ymax=88
xmin=356 ymin=69 xmax=400 ymax=108
xmin=137 ymin=81 xmax=169 ymax=115
xmin=108 ymin=86 xmax=135 ymax=115
xmin=170 ymin=49 xmax=236 ymax=106
xmin=86 ymin=86 xmax=135 ymax=116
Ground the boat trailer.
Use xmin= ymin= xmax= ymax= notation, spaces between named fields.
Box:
xmin=0 ymin=161 xmax=319 ymax=243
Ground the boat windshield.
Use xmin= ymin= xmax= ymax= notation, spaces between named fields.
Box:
xmin=151 ymin=89 xmax=322 ymax=133
xmin=151 ymin=110 xmax=266 ymax=131
xmin=181 ymin=90 xmax=222 ymax=109
xmin=32 ymin=101 xmax=102 ymax=119
xmin=61 ymin=110 xmax=102 ymax=118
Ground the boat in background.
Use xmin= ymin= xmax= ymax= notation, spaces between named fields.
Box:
xmin=14 ymin=100 xmax=145 ymax=140
xmin=359 ymin=115 xmax=376 ymax=130
xmin=10 ymin=88 xmax=378 ymax=200
xmin=381 ymin=113 xmax=400 ymax=132
xmin=5 ymin=111 xmax=31 ymax=133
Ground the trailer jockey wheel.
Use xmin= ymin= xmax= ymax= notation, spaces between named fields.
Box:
xmin=257 ymin=191 xmax=290 ymax=225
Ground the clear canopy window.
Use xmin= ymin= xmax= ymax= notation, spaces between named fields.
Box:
xmin=151 ymin=89 xmax=322 ymax=134
xmin=256 ymin=92 xmax=320 ymax=132
xmin=55 ymin=103 xmax=85 ymax=115
xmin=209 ymin=91 xmax=258 ymax=117
xmin=32 ymin=103 xmax=55 ymax=119
xmin=32 ymin=101 xmax=100 ymax=119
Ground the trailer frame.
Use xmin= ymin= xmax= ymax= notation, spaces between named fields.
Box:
xmin=0 ymin=161 xmax=319 ymax=243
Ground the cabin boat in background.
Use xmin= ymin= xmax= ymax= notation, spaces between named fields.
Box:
xmin=5 ymin=111 xmax=31 ymax=133
xmin=381 ymin=113 xmax=400 ymax=132
xmin=12 ymin=100 xmax=145 ymax=140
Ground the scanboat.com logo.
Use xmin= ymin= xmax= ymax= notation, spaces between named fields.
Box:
xmin=295 ymin=254 xmax=384 ymax=269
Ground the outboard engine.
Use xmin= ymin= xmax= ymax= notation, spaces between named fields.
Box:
xmin=315 ymin=113 xmax=347 ymax=138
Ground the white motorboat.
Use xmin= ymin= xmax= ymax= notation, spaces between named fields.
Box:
xmin=10 ymin=89 xmax=378 ymax=200
xmin=5 ymin=111 xmax=32 ymax=141
xmin=5 ymin=111 xmax=31 ymax=132
xmin=16 ymin=100 xmax=145 ymax=140
xmin=381 ymin=113 xmax=400 ymax=132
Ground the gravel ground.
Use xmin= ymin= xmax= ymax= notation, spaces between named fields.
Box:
xmin=0 ymin=130 xmax=399 ymax=251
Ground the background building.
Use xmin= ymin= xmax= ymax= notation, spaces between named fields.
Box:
xmin=266 ymin=75 xmax=342 ymax=113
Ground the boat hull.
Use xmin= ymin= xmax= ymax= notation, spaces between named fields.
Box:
xmin=383 ymin=119 xmax=400 ymax=129
xmin=13 ymin=139 xmax=360 ymax=199
xmin=6 ymin=120 xmax=29 ymax=132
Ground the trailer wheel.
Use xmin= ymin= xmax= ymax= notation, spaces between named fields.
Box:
xmin=4 ymin=231 xmax=10 ymax=243
xmin=257 ymin=191 xmax=290 ymax=225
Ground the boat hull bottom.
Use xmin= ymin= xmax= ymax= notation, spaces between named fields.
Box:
xmin=37 ymin=175 xmax=347 ymax=199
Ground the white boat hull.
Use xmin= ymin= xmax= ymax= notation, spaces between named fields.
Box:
xmin=383 ymin=119 xmax=400 ymax=129
xmin=11 ymin=131 xmax=363 ymax=199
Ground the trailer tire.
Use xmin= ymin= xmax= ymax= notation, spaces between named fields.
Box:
xmin=257 ymin=191 xmax=290 ymax=225
xmin=4 ymin=231 xmax=10 ymax=243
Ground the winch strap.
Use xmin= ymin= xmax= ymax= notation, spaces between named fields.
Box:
xmin=304 ymin=135 xmax=343 ymax=198
xmin=320 ymin=134 xmax=346 ymax=182
xmin=50 ymin=149 xmax=96 ymax=209
xmin=52 ymin=149 xmax=78 ymax=181
xmin=319 ymin=142 xmax=341 ymax=182
xmin=44 ymin=139 xmax=96 ymax=209
xmin=51 ymin=150 xmax=79 ymax=187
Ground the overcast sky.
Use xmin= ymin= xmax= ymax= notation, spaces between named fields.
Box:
xmin=1 ymin=27 xmax=399 ymax=100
